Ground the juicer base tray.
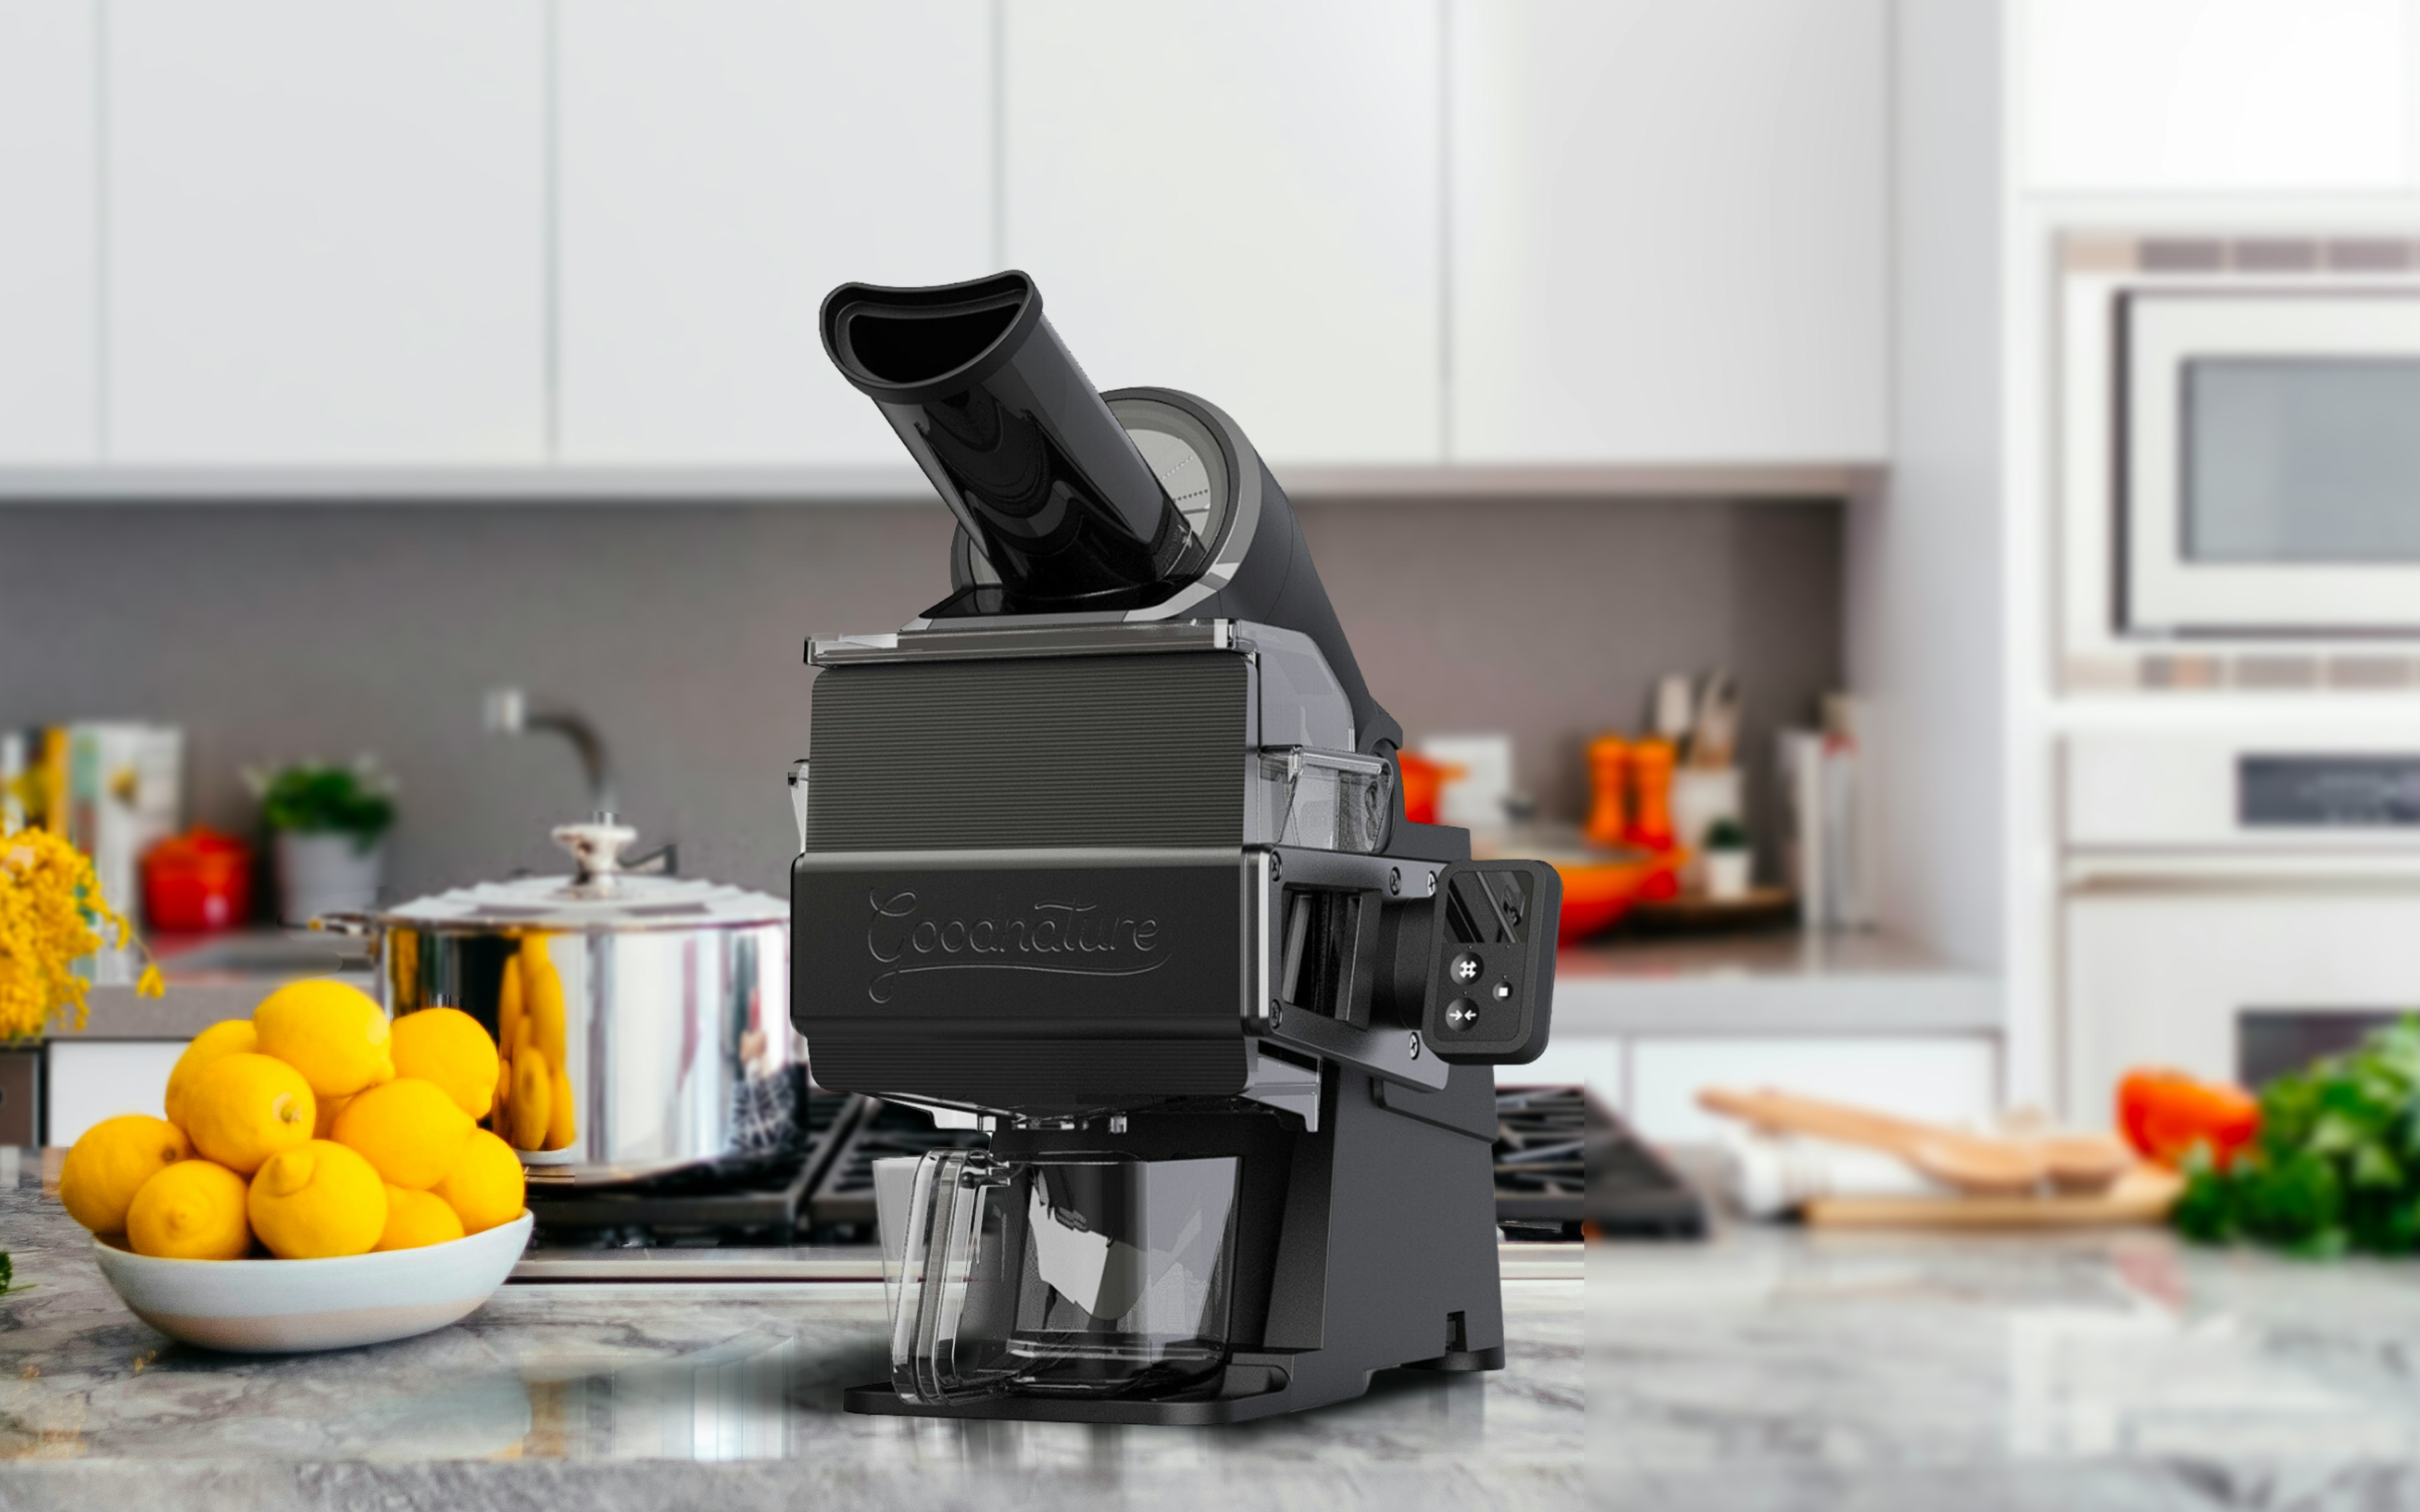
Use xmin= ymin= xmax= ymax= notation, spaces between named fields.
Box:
xmin=841 ymin=1346 xmax=1508 ymax=1426
xmin=842 ymin=1381 xmax=1294 ymax=1425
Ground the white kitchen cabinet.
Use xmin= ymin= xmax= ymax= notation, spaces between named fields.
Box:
xmin=105 ymin=0 xmax=546 ymax=464
xmin=0 ymin=0 xmax=97 ymax=462
xmin=1626 ymin=1036 xmax=1998 ymax=1145
xmin=1447 ymin=0 xmax=1887 ymax=466
xmin=44 ymin=1040 xmax=184 ymax=1149
xmin=2024 ymin=0 xmax=2409 ymax=192
xmin=556 ymin=1 xmax=993 ymax=467
xmin=1001 ymin=0 xmax=1442 ymax=468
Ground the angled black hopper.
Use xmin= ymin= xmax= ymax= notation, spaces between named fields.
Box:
xmin=821 ymin=271 xmax=1206 ymax=611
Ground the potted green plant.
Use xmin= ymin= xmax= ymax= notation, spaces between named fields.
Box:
xmin=1703 ymin=817 xmax=1752 ymax=901
xmin=246 ymin=760 xmax=397 ymax=924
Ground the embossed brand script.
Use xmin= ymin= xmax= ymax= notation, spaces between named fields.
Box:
xmin=864 ymin=890 xmax=1166 ymax=1002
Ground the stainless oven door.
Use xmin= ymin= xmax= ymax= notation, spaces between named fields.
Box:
xmin=2124 ymin=291 xmax=2420 ymax=635
xmin=2064 ymin=885 xmax=2420 ymax=1126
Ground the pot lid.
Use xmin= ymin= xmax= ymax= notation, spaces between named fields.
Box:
xmin=382 ymin=820 xmax=786 ymax=931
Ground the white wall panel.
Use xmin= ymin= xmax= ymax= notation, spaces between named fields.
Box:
xmin=556 ymin=0 xmax=993 ymax=466
xmin=1003 ymin=0 xmax=1441 ymax=467
xmin=0 ymin=0 xmax=97 ymax=461
xmin=108 ymin=0 xmax=546 ymax=464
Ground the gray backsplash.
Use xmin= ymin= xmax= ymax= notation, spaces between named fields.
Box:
xmin=0 ymin=496 xmax=1840 ymax=905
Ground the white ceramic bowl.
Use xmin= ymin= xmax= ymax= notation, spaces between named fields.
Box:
xmin=91 ymin=1211 xmax=533 ymax=1353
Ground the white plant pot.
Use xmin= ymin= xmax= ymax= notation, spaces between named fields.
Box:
xmin=275 ymin=832 xmax=385 ymax=924
xmin=1705 ymin=848 xmax=1753 ymax=902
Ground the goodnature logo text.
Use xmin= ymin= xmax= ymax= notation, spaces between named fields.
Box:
xmin=864 ymin=890 xmax=1166 ymax=1003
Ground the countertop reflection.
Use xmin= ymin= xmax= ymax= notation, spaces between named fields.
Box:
xmin=1589 ymin=1225 xmax=2420 ymax=1505
xmin=0 ymin=1151 xmax=1582 ymax=1509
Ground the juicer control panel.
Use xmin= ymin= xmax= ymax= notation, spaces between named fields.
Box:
xmin=1419 ymin=861 xmax=1560 ymax=1065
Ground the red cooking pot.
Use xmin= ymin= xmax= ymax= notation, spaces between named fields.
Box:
xmin=142 ymin=828 xmax=254 ymax=932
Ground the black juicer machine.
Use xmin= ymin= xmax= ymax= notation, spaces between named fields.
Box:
xmin=792 ymin=271 xmax=1560 ymax=1424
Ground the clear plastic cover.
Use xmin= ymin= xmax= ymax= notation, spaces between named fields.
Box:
xmin=1258 ymin=747 xmax=1393 ymax=854
xmin=876 ymin=1149 xmax=1240 ymax=1404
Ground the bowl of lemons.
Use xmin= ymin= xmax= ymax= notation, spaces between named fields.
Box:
xmin=60 ymin=981 xmax=534 ymax=1353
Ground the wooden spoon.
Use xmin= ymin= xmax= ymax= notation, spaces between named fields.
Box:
xmin=2033 ymin=1134 xmax=2135 ymax=1193
xmin=1698 ymin=1087 xmax=2053 ymax=1197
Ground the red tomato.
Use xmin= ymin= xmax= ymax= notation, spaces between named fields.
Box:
xmin=2116 ymin=1068 xmax=2260 ymax=1169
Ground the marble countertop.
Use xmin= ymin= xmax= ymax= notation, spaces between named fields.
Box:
xmin=27 ymin=1139 xmax=2420 ymax=1509
xmin=1588 ymin=1225 xmax=2420 ymax=1507
xmin=0 ymin=1151 xmax=1581 ymax=1510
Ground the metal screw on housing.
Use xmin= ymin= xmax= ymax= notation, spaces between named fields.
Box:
xmin=1270 ymin=852 xmax=1284 ymax=882
xmin=1269 ymin=1000 xmax=1285 ymax=1030
xmin=1407 ymin=1034 xmax=1422 ymax=1060
xmin=1387 ymin=866 xmax=1401 ymax=896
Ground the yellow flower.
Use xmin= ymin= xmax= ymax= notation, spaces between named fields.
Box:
xmin=0 ymin=828 xmax=160 ymax=1040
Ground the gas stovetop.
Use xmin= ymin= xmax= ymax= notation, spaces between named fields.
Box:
xmin=522 ymin=1092 xmax=973 ymax=1248
xmin=518 ymin=1084 xmax=1662 ymax=1262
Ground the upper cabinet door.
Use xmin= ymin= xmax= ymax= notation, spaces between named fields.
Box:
xmin=556 ymin=1 xmax=993 ymax=468
xmin=1001 ymin=0 xmax=1442 ymax=468
xmin=1449 ymin=0 xmax=1887 ymax=466
xmin=106 ymin=0 xmax=546 ymax=465
xmin=2025 ymin=0 xmax=2410 ymax=192
xmin=0 ymin=0 xmax=97 ymax=462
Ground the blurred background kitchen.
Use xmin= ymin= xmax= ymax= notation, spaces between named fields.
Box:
xmin=7 ymin=0 xmax=2415 ymax=1221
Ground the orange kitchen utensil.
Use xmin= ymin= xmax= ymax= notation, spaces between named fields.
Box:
xmin=1550 ymin=852 xmax=1657 ymax=945
xmin=1395 ymin=750 xmax=1463 ymax=828
xmin=1584 ymin=736 xmax=1630 ymax=847
xmin=1626 ymin=737 xmax=1677 ymax=851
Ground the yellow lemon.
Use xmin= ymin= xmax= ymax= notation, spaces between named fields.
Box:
xmin=496 ymin=951 xmax=525 ymax=1069
xmin=331 ymin=1076 xmax=474 ymax=1190
xmin=126 ymin=1159 xmax=252 ymax=1260
xmin=374 ymin=1183 xmax=465 ymax=1252
xmin=492 ymin=1052 xmax=513 ymax=1131
xmin=182 ymin=1053 xmax=315 ymax=1175
xmin=435 ymin=1129 xmax=525 ymax=1235
xmin=313 ymin=1092 xmax=353 ymax=1140
xmin=545 ymin=1062 xmax=576 ymax=1151
xmin=508 ymin=1048 xmax=552 ymax=1151
xmin=248 ymin=1141 xmax=387 ymax=1259
xmin=163 ymin=1019 xmax=257 ymax=1129
xmin=523 ymin=945 xmax=568 ymax=1069
xmin=391 ymin=1006 xmax=500 ymax=1121
xmin=253 ymin=979 xmax=395 ymax=1099
xmin=59 ymin=1115 xmax=191 ymax=1235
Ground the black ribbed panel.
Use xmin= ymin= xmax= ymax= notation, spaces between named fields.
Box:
xmin=806 ymin=653 xmax=1247 ymax=850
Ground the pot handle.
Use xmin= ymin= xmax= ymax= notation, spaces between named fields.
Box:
xmin=306 ymin=909 xmax=385 ymax=969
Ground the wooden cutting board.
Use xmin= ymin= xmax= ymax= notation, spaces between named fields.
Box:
xmin=1803 ymin=1163 xmax=2184 ymax=1229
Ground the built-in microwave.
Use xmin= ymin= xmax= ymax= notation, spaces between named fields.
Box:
xmin=2060 ymin=233 xmax=2420 ymax=692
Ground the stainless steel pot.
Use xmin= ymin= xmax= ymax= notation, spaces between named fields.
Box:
xmin=322 ymin=820 xmax=792 ymax=1185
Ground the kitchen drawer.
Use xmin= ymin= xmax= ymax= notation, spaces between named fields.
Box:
xmin=1627 ymin=1036 xmax=1998 ymax=1145
xmin=0 ymin=1050 xmax=38 ymax=1146
xmin=45 ymin=1040 xmax=184 ymax=1147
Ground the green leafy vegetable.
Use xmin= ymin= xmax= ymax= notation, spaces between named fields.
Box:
xmin=253 ymin=763 xmax=396 ymax=852
xmin=2178 ymin=1014 xmax=2420 ymax=1256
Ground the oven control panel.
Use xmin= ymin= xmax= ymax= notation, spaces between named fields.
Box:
xmin=2241 ymin=756 xmax=2420 ymax=828
xmin=2067 ymin=730 xmax=2420 ymax=848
